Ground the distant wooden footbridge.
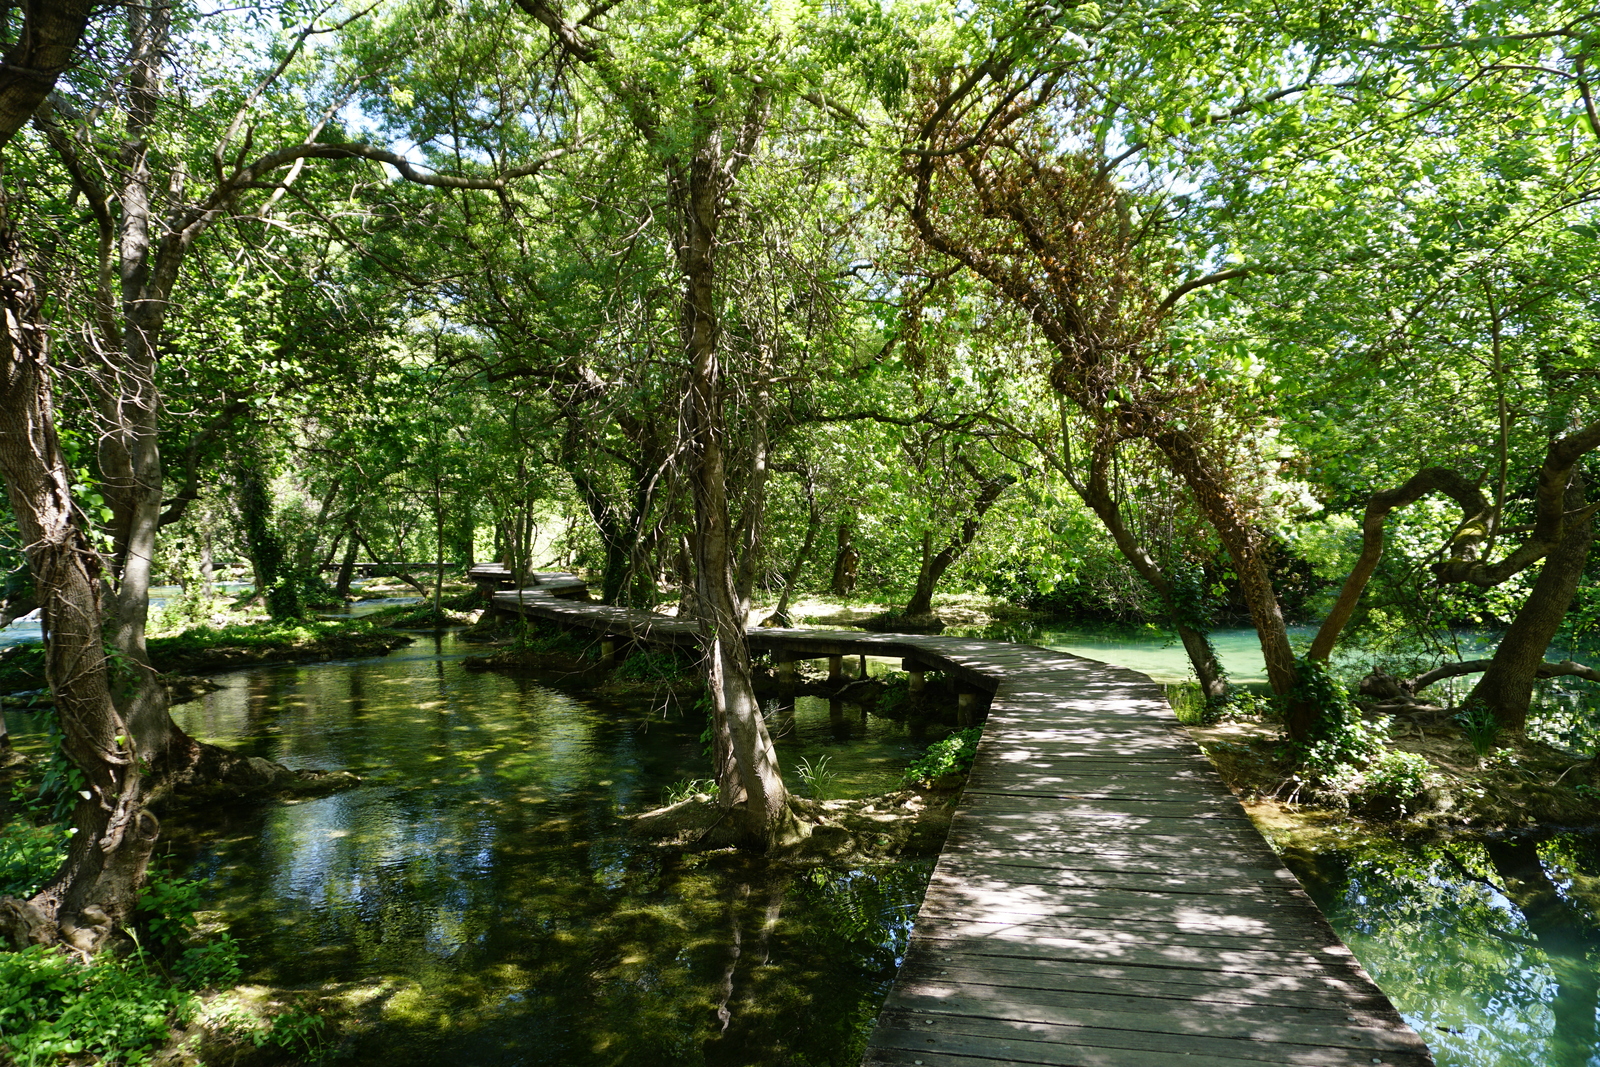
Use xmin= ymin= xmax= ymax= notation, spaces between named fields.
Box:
xmin=476 ymin=568 xmax=1433 ymax=1067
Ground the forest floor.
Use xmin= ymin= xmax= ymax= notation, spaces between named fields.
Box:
xmin=1189 ymin=710 xmax=1600 ymax=839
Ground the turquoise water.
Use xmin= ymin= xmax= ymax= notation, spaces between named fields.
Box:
xmin=1287 ymin=834 xmax=1600 ymax=1067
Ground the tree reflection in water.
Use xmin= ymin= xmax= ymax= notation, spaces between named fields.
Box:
xmin=1289 ymin=832 xmax=1600 ymax=1067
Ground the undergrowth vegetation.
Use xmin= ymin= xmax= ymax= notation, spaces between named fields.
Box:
xmin=0 ymin=861 xmax=318 ymax=1067
xmin=900 ymin=727 xmax=983 ymax=786
xmin=613 ymin=649 xmax=696 ymax=683
xmin=0 ymin=770 xmax=323 ymax=1066
xmin=1281 ymin=658 xmax=1438 ymax=815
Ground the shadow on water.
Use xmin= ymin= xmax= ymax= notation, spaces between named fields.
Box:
xmin=1285 ymin=833 xmax=1600 ymax=1067
xmin=135 ymin=631 xmax=934 ymax=1066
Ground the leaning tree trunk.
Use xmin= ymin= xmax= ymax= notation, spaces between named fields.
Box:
xmin=674 ymin=112 xmax=799 ymax=850
xmin=0 ymin=204 xmax=159 ymax=952
xmin=1155 ymin=432 xmax=1306 ymax=733
xmin=334 ymin=520 xmax=360 ymax=598
xmin=1468 ymin=474 xmax=1596 ymax=732
xmin=904 ymin=466 xmax=1010 ymax=618
xmin=1079 ymin=442 xmax=1229 ymax=702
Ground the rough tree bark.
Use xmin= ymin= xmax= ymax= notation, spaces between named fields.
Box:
xmin=829 ymin=521 xmax=858 ymax=596
xmin=764 ymin=461 xmax=821 ymax=626
xmin=0 ymin=0 xmax=96 ymax=147
xmin=0 ymin=195 xmax=158 ymax=952
xmin=672 ymin=89 xmax=801 ymax=848
xmin=1468 ymin=474 xmax=1596 ymax=731
xmin=514 ymin=0 xmax=803 ymax=846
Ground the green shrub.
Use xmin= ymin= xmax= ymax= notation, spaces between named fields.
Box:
xmin=0 ymin=820 xmax=68 ymax=898
xmin=1165 ymin=682 xmax=1211 ymax=725
xmin=1290 ymin=657 xmax=1385 ymax=780
xmin=875 ymin=672 xmax=910 ymax=716
xmin=901 ymin=727 xmax=983 ymax=786
xmin=1352 ymin=750 xmax=1438 ymax=817
xmin=136 ymin=874 xmax=202 ymax=952
xmin=0 ymin=946 xmax=196 ymax=1067
xmin=0 ymin=645 xmax=48 ymax=698
xmin=509 ymin=622 xmax=593 ymax=659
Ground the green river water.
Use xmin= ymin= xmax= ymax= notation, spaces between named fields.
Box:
xmin=155 ymin=632 xmax=938 ymax=1066
xmin=6 ymin=623 xmax=1599 ymax=1065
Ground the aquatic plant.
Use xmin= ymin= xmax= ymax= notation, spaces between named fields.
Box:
xmin=510 ymin=621 xmax=594 ymax=659
xmin=796 ymin=754 xmax=838 ymax=799
xmin=875 ymin=672 xmax=911 ymax=716
xmin=662 ymin=777 xmax=720 ymax=805
xmin=900 ymin=727 xmax=983 ymax=786
xmin=1454 ymin=701 xmax=1502 ymax=757
xmin=614 ymin=649 xmax=694 ymax=683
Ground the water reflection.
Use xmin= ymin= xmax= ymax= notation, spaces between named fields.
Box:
xmin=1287 ymin=834 xmax=1600 ymax=1067
xmin=152 ymin=632 xmax=931 ymax=1066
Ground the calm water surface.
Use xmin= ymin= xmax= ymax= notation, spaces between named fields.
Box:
xmin=156 ymin=632 xmax=936 ymax=1066
xmin=1287 ymin=833 xmax=1600 ymax=1067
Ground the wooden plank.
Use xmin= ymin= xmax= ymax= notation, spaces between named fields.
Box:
xmin=866 ymin=1014 xmax=1432 ymax=1067
xmin=892 ymin=956 xmax=1395 ymax=1011
xmin=882 ymin=984 xmax=1422 ymax=1051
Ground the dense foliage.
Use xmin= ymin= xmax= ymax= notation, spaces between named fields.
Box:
xmin=0 ymin=0 xmax=1595 ymax=971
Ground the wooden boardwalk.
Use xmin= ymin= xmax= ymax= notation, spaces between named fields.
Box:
xmin=488 ymin=581 xmax=1434 ymax=1067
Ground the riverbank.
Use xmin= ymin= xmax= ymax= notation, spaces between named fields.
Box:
xmin=1188 ymin=708 xmax=1600 ymax=839
xmin=0 ymin=619 xmax=413 ymax=706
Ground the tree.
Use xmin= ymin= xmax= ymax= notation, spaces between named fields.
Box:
xmin=0 ymin=0 xmax=572 ymax=948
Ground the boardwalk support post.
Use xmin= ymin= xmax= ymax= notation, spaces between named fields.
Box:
xmin=777 ymin=652 xmax=796 ymax=687
xmin=902 ymin=658 xmax=926 ymax=693
xmin=828 ymin=654 xmax=843 ymax=684
xmin=957 ymin=687 xmax=978 ymax=725
xmin=600 ymin=637 xmax=617 ymax=666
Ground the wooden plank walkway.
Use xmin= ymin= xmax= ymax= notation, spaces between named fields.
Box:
xmin=487 ymin=581 xmax=1434 ymax=1067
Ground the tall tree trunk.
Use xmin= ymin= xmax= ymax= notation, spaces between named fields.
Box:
xmin=234 ymin=455 xmax=301 ymax=619
xmin=0 ymin=1 xmax=97 ymax=147
xmin=1155 ymin=432 xmax=1305 ymax=731
xmin=771 ymin=487 xmax=821 ymax=624
xmin=0 ymin=197 xmax=159 ymax=952
xmin=674 ymin=112 xmax=798 ymax=849
xmin=1071 ymin=432 xmax=1228 ymax=701
xmin=829 ymin=521 xmax=858 ymax=596
xmin=197 ymin=529 xmax=215 ymax=596
xmin=432 ymin=468 xmax=445 ymax=622
xmin=1469 ymin=474 xmax=1596 ymax=732
xmin=334 ymin=521 xmax=360 ymax=599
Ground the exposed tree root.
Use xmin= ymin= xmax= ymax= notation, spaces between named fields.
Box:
xmin=630 ymin=788 xmax=958 ymax=863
